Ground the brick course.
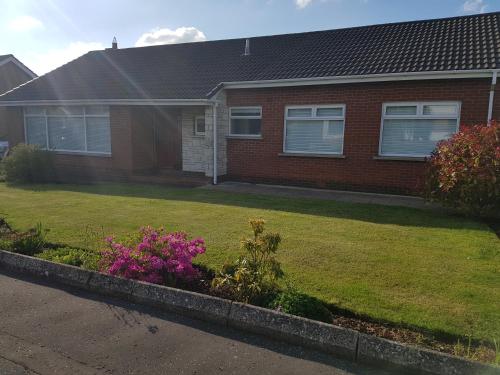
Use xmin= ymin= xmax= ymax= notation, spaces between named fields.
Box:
xmin=225 ymin=78 xmax=498 ymax=194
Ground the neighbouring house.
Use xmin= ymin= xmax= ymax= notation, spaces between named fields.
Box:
xmin=0 ymin=12 xmax=499 ymax=193
xmin=0 ymin=55 xmax=36 ymax=141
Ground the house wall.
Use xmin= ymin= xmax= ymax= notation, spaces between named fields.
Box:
xmin=181 ymin=91 xmax=229 ymax=177
xmin=0 ymin=62 xmax=34 ymax=140
xmin=224 ymin=78 xmax=498 ymax=194
xmin=181 ymin=107 xmax=207 ymax=173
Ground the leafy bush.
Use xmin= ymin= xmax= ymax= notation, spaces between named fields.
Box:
xmin=0 ymin=238 xmax=13 ymax=250
xmin=2 ymin=144 xmax=54 ymax=183
xmin=100 ymin=226 xmax=206 ymax=284
xmin=269 ymin=286 xmax=332 ymax=323
xmin=11 ymin=222 xmax=47 ymax=255
xmin=0 ymin=217 xmax=13 ymax=235
xmin=211 ymin=219 xmax=283 ymax=305
xmin=424 ymin=122 xmax=500 ymax=218
xmin=36 ymin=247 xmax=100 ymax=269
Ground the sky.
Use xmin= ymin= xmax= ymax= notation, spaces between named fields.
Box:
xmin=1 ymin=0 xmax=499 ymax=76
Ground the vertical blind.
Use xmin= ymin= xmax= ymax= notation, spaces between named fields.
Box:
xmin=24 ymin=106 xmax=111 ymax=154
xmin=284 ymin=106 xmax=345 ymax=154
xmin=380 ymin=103 xmax=459 ymax=157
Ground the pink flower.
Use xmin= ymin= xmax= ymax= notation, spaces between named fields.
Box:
xmin=99 ymin=226 xmax=206 ymax=286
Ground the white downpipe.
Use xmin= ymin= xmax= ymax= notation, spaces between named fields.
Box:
xmin=487 ymin=70 xmax=498 ymax=124
xmin=212 ymin=102 xmax=218 ymax=185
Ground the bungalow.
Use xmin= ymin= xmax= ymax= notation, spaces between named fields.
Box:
xmin=0 ymin=12 xmax=499 ymax=193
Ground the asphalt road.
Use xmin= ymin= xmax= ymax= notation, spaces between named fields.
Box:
xmin=0 ymin=270 xmax=396 ymax=375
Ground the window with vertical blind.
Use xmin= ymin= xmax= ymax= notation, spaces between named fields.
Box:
xmin=24 ymin=106 xmax=111 ymax=154
xmin=284 ymin=105 xmax=345 ymax=155
xmin=379 ymin=102 xmax=460 ymax=157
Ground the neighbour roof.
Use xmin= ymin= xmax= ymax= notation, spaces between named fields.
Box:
xmin=0 ymin=55 xmax=13 ymax=63
xmin=1 ymin=12 xmax=500 ymax=102
xmin=0 ymin=54 xmax=37 ymax=79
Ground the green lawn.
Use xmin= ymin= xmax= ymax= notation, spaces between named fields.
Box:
xmin=0 ymin=182 xmax=498 ymax=342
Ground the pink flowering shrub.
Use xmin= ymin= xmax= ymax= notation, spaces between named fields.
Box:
xmin=99 ymin=226 xmax=206 ymax=285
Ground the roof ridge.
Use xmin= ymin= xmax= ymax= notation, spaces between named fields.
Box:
xmin=107 ymin=11 xmax=500 ymax=53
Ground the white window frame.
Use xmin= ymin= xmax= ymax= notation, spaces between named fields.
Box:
xmin=194 ymin=115 xmax=206 ymax=136
xmin=23 ymin=106 xmax=111 ymax=156
xmin=283 ymin=104 xmax=346 ymax=155
xmin=379 ymin=101 xmax=461 ymax=158
xmin=229 ymin=106 xmax=262 ymax=137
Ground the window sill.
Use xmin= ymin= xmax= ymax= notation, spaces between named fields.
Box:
xmin=279 ymin=152 xmax=346 ymax=159
xmin=226 ymin=135 xmax=262 ymax=140
xmin=53 ymin=151 xmax=112 ymax=158
xmin=373 ymin=155 xmax=427 ymax=162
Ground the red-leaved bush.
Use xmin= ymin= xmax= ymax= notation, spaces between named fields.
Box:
xmin=424 ymin=121 xmax=500 ymax=218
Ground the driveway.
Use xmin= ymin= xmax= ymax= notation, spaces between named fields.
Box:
xmin=0 ymin=270 xmax=396 ymax=375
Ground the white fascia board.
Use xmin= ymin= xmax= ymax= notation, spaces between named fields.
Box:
xmin=0 ymin=56 xmax=37 ymax=79
xmin=0 ymin=99 xmax=213 ymax=107
xmin=220 ymin=70 xmax=494 ymax=91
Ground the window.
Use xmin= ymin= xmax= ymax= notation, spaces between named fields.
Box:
xmin=284 ymin=105 xmax=345 ymax=155
xmin=24 ymin=106 xmax=111 ymax=154
xmin=194 ymin=115 xmax=205 ymax=136
xmin=380 ymin=102 xmax=460 ymax=157
xmin=229 ymin=107 xmax=261 ymax=136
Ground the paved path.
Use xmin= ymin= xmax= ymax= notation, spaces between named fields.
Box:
xmin=0 ymin=270 xmax=397 ymax=375
xmin=204 ymin=181 xmax=442 ymax=210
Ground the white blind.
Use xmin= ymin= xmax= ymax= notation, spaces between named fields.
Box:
xmin=285 ymin=106 xmax=344 ymax=154
xmin=25 ymin=106 xmax=111 ymax=154
xmin=48 ymin=117 xmax=85 ymax=151
xmin=86 ymin=117 xmax=111 ymax=153
xmin=381 ymin=118 xmax=457 ymax=156
xmin=25 ymin=117 xmax=47 ymax=147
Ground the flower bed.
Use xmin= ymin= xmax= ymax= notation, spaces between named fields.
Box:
xmin=0 ymin=216 xmax=498 ymax=365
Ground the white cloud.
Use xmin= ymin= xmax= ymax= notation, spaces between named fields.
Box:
xmin=295 ymin=0 xmax=313 ymax=8
xmin=135 ymin=27 xmax=207 ymax=47
xmin=29 ymin=41 xmax=104 ymax=76
xmin=8 ymin=15 xmax=44 ymax=32
xmin=462 ymin=0 xmax=487 ymax=13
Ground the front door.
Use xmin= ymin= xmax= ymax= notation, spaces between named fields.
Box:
xmin=154 ymin=109 xmax=182 ymax=170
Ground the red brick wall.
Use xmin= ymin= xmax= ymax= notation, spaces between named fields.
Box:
xmin=225 ymin=78 xmax=497 ymax=194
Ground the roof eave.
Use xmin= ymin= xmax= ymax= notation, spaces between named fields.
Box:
xmin=0 ymin=98 xmax=213 ymax=107
xmin=216 ymin=69 xmax=498 ymax=93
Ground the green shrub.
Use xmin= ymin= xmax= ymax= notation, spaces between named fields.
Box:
xmin=11 ymin=222 xmax=46 ymax=255
xmin=211 ymin=219 xmax=283 ymax=305
xmin=424 ymin=122 xmax=500 ymax=218
xmin=0 ymin=217 xmax=13 ymax=235
xmin=2 ymin=144 xmax=54 ymax=183
xmin=36 ymin=247 xmax=100 ymax=270
xmin=269 ymin=286 xmax=333 ymax=323
xmin=0 ymin=238 xmax=13 ymax=250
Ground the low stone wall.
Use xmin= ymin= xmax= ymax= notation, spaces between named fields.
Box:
xmin=0 ymin=250 xmax=497 ymax=375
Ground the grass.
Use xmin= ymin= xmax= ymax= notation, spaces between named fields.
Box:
xmin=0 ymin=182 xmax=498 ymax=343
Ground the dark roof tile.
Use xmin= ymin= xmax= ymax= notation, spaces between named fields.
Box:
xmin=1 ymin=12 xmax=499 ymax=101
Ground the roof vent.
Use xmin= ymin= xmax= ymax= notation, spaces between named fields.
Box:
xmin=112 ymin=36 xmax=118 ymax=49
xmin=243 ymin=38 xmax=250 ymax=56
